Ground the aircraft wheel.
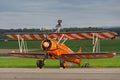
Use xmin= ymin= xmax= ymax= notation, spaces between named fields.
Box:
xmin=60 ymin=60 xmax=65 ymax=69
xmin=82 ymin=62 xmax=90 ymax=68
xmin=36 ymin=60 xmax=44 ymax=69
xmin=60 ymin=63 xmax=65 ymax=69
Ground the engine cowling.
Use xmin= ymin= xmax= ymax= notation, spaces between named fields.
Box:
xmin=41 ymin=39 xmax=58 ymax=51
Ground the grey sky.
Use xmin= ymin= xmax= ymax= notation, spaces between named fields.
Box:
xmin=0 ymin=0 xmax=120 ymax=29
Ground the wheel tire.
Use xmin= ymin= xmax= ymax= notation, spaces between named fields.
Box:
xmin=36 ymin=60 xmax=44 ymax=69
xmin=60 ymin=60 xmax=65 ymax=69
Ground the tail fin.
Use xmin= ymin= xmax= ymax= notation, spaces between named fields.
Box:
xmin=77 ymin=47 xmax=82 ymax=53
xmin=77 ymin=47 xmax=82 ymax=66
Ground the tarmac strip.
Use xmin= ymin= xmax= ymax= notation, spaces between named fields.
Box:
xmin=0 ymin=68 xmax=120 ymax=80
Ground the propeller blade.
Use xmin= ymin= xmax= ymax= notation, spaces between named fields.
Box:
xmin=43 ymin=48 xmax=48 ymax=61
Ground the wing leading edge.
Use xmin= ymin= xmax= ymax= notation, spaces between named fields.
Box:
xmin=9 ymin=53 xmax=44 ymax=58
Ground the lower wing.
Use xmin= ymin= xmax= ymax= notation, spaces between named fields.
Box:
xmin=61 ymin=52 xmax=116 ymax=61
xmin=9 ymin=53 xmax=44 ymax=58
xmin=9 ymin=52 xmax=116 ymax=60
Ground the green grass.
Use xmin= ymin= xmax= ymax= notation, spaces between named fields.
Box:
xmin=81 ymin=57 xmax=120 ymax=67
xmin=0 ymin=58 xmax=60 ymax=68
xmin=0 ymin=40 xmax=41 ymax=49
xmin=0 ymin=57 xmax=120 ymax=68
xmin=0 ymin=58 xmax=36 ymax=68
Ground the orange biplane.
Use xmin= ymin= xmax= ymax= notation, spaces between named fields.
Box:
xmin=5 ymin=31 xmax=117 ymax=68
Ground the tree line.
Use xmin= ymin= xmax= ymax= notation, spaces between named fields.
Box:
xmin=0 ymin=27 xmax=120 ymax=39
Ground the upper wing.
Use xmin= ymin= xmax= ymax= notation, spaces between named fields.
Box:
xmin=9 ymin=53 xmax=44 ymax=58
xmin=4 ymin=31 xmax=117 ymax=40
xmin=61 ymin=52 xmax=116 ymax=61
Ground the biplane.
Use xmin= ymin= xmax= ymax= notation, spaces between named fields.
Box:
xmin=4 ymin=20 xmax=117 ymax=68
xmin=5 ymin=31 xmax=117 ymax=68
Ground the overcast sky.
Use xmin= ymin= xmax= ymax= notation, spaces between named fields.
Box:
xmin=0 ymin=0 xmax=120 ymax=29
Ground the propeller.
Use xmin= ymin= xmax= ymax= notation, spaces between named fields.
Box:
xmin=43 ymin=32 xmax=49 ymax=61
xmin=43 ymin=48 xmax=48 ymax=62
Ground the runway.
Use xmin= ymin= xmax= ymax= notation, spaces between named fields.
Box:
xmin=0 ymin=68 xmax=120 ymax=80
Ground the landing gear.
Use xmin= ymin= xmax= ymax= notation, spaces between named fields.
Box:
xmin=81 ymin=62 xmax=90 ymax=68
xmin=36 ymin=60 xmax=44 ymax=69
xmin=36 ymin=51 xmax=48 ymax=69
xmin=60 ymin=63 xmax=65 ymax=69
xmin=60 ymin=59 xmax=66 ymax=69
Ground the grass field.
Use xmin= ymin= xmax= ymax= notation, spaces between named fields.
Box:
xmin=0 ymin=57 xmax=120 ymax=68
xmin=0 ymin=39 xmax=120 ymax=68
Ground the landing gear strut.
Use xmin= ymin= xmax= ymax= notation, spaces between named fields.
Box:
xmin=36 ymin=51 xmax=48 ymax=69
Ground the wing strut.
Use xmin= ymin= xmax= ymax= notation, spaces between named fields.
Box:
xmin=17 ymin=35 xmax=28 ymax=53
xmin=92 ymin=33 xmax=100 ymax=53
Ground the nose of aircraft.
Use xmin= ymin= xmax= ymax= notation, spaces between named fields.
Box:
xmin=41 ymin=39 xmax=52 ymax=51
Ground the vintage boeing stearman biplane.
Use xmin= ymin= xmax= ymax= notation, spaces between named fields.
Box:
xmin=4 ymin=21 xmax=117 ymax=69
